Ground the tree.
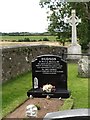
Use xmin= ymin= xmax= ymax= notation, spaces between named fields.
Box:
xmin=40 ymin=0 xmax=90 ymax=49
xmin=40 ymin=0 xmax=71 ymax=46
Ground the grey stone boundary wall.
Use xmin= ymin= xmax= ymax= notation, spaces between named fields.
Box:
xmin=2 ymin=45 xmax=67 ymax=82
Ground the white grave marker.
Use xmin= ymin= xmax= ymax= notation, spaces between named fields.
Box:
xmin=65 ymin=9 xmax=82 ymax=59
xmin=26 ymin=104 xmax=38 ymax=117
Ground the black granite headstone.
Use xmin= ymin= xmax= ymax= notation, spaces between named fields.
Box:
xmin=27 ymin=55 xmax=70 ymax=98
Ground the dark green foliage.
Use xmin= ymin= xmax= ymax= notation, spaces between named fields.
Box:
xmin=31 ymin=39 xmax=36 ymax=42
xmin=43 ymin=37 xmax=49 ymax=41
xmin=56 ymin=32 xmax=70 ymax=46
xmin=38 ymin=39 xmax=42 ymax=41
xmin=48 ymin=2 xmax=70 ymax=46
xmin=18 ymin=38 xmax=30 ymax=42
xmin=18 ymin=39 xmax=23 ymax=42
xmin=40 ymin=1 xmax=71 ymax=46
xmin=12 ymin=40 xmax=16 ymax=42
xmin=40 ymin=0 xmax=90 ymax=49
xmin=23 ymin=38 xmax=30 ymax=42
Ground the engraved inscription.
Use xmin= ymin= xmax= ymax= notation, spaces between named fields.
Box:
xmin=35 ymin=57 xmax=63 ymax=74
xmin=32 ymin=55 xmax=67 ymax=90
xmin=42 ymin=93 xmax=54 ymax=96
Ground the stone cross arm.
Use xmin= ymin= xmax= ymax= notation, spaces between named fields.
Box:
xmin=64 ymin=10 xmax=81 ymax=26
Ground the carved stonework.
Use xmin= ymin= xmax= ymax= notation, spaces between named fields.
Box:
xmin=64 ymin=9 xmax=82 ymax=59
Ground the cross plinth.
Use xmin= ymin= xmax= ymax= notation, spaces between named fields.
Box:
xmin=65 ymin=10 xmax=81 ymax=45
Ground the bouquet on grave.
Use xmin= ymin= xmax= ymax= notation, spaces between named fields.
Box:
xmin=42 ymin=84 xmax=56 ymax=93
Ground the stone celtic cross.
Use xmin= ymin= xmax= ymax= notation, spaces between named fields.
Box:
xmin=65 ymin=9 xmax=81 ymax=45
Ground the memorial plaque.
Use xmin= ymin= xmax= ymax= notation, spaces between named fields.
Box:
xmin=27 ymin=55 xmax=70 ymax=98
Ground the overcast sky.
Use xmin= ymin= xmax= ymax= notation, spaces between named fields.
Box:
xmin=0 ymin=0 xmax=48 ymax=33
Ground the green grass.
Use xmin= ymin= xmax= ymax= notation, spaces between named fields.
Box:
xmin=60 ymin=97 xmax=74 ymax=111
xmin=2 ymin=71 xmax=32 ymax=117
xmin=2 ymin=63 xmax=88 ymax=117
xmin=68 ymin=63 xmax=88 ymax=108
xmin=0 ymin=35 xmax=56 ymax=41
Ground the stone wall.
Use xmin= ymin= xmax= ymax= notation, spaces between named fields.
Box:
xmin=2 ymin=45 xmax=67 ymax=82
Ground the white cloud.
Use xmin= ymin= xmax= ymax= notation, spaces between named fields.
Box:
xmin=0 ymin=0 xmax=48 ymax=33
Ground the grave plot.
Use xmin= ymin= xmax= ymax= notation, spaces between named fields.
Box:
xmin=27 ymin=54 xmax=70 ymax=98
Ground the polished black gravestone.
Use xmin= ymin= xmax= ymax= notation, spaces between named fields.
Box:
xmin=27 ymin=55 xmax=70 ymax=98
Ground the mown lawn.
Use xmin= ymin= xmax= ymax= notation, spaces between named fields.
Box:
xmin=2 ymin=64 xmax=88 ymax=117
xmin=68 ymin=63 xmax=88 ymax=108
xmin=2 ymin=72 xmax=32 ymax=117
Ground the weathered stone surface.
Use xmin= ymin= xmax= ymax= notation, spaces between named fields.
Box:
xmin=68 ymin=44 xmax=81 ymax=60
xmin=2 ymin=45 xmax=67 ymax=82
xmin=78 ymin=56 xmax=89 ymax=77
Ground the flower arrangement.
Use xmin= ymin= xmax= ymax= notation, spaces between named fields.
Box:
xmin=42 ymin=84 xmax=56 ymax=93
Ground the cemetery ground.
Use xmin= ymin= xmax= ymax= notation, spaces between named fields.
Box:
xmin=2 ymin=63 xmax=88 ymax=118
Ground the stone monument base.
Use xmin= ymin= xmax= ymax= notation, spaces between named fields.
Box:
xmin=68 ymin=44 xmax=81 ymax=60
xmin=27 ymin=88 xmax=70 ymax=98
